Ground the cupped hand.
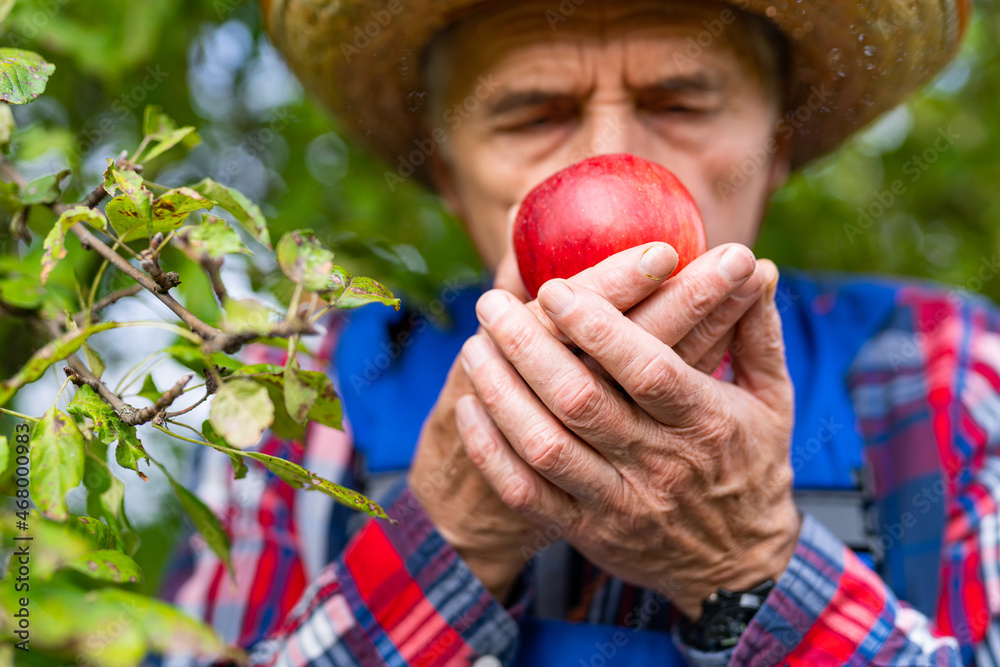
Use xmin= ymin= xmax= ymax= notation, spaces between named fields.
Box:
xmin=409 ymin=242 xmax=686 ymax=601
xmin=457 ymin=244 xmax=800 ymax=618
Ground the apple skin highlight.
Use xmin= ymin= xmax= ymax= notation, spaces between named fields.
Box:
xmin=513 ymin=154 xmax=707 ymax=299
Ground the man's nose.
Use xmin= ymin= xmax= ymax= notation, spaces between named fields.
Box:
xmin=575 ymin=109 xmax=632 ymax=158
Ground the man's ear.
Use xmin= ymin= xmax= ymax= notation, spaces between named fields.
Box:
xmin=428 ymin=146 xmax=468 ymax=221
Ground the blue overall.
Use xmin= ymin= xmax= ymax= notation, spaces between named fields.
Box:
xmin=335 ymin=270 xmax=899 ymax=665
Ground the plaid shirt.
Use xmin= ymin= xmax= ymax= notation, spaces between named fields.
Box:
xmin=162 ymin=270 xmax=1000 ymax=666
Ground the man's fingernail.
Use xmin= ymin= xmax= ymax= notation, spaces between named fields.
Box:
xmin=455 ymin=395 xmax=479 ymax=432
xmin=462 ymin=335 xmax=490 ymax=371
xmin=765 ymin=275 xmax=779 ymax=305
xmin=539 ymin=280 xmax=575 ymax=316
xmin=477 ymin=290 xmax=510 ymax=325
xmin=640 ymin=244 xmax=679 ymax=280
xmin=719 ymin=246 xmax=756 ymax=283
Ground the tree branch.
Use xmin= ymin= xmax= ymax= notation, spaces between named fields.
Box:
xmin=64 ymin=220 xmax=222 ymax=342
xmin=173 ymin=235 xmax=228 ymax=304
xmin=64 ymin=362 xmax=194 ymax=427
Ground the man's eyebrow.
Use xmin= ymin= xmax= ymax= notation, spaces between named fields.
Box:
xmin=485 ymin=90 xmax=576 ymax=117
xmin=643 ymin=72 xmax=722 ymax=94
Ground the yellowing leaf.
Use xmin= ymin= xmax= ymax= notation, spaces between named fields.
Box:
xmin=178 ymin=215 xmax=252 ymax=258
xmin=191 ymin=178 xmax=271 ymax=248
xmin=30 ymin=408 xmax=85 ymax=520
xmin=151 ymin=186 xmax=213 ymax=228
xmin=41 ymin=206 xmax=108 ymax=284
xmin=276 ymin=229 xmax=334 ymax=292
xmin=209 ymin=379 xmax=273 ymax=449
xmin=0 ymin=322 xmax=116 ymax=407
xmin=323 ymin=266 xmax=401 ymax=311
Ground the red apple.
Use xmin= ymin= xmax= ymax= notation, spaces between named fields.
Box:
xmin=513 ymin=154 xmax=707 ymax=299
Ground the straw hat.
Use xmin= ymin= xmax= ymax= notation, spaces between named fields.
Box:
xmin=261 ymin=0 xmax=970 ymax=188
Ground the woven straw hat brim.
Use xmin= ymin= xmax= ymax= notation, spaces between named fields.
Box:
xmin=262 ymin=0 xmax=970 ymax=189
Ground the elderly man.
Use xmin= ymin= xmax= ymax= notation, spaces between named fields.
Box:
xmin=166 ymin=0 xmax=999 ymax=665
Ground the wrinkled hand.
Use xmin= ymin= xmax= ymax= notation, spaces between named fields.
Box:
xmin=410 ymin=243 xmax=691 ymax=601
xmin=457 ymin=244 xmax=800 ymax=618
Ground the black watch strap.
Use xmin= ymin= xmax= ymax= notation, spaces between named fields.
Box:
xmin=678 ymin=580 xmax=775 ymax=652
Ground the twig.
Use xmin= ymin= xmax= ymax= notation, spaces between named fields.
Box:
xmin=173 ymin=235 xmax=227 ymax=304
xmin=64 ymin=363 xmax=193 ymax=427
xmin=162 ymin=393 xmax=208 ymax=420
xmin=65 ymin=220 xmax=222 ymax=342
xmin=76 ymin=285 xmax=143 ymax=325
xmin=139 ymin=232 xmax=181 ymax=292
xmin=204 ymin=318 xmax=317 ymax=355
xmin=0 ymin=407 xmax=38 ymax=422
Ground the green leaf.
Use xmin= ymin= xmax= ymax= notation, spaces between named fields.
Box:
xmin=104 ymin=161 xmax=153 ymax=241
xmin=19 ymin=169 xmax=69 ymax=205
xmin=141 ymin=126 xmax=200 ymax=163
xmin=152 ymin=186 xmax=213 ymax=229
xmin=83 ymin=341 xmax=105 ymax=379
xmin=178 ymin=215 xmax=252 ymax=258
xmin=142 ymin=104 xmax=174 ymax=136
xmin=200 ymin=421 xmax=248 ymax=480
xmin=103 ymin=161 xmax=144 ymax=198
xmin=106 ymin=193 xmax=153 ymax=242
xmin=0 ymin=435 xmax=8 ymax=476
xmin=30 ymin=408 xmax=85 ymax=520
xmin=152 ymin=458 xmax=233 ymax=578
xmin=221 ymin=297 xmax=272 ymax=335
xmin=67 ymin=384 xmax=118 ymax=442
xmin=137 ymin=374 xmax=160 ymax=403
xmin=0 ymin=101 xmax=14 ymax=147
xmin=277 ymin=229 xmax=335 ymax=292
xmin=281 ymin=358 xmax=341 ymax=429
xmin=83 ymin=442 xmax=132 ymax=545
xmin=64 ymin=549 xmax=144 ymax=584
xmin=40 ymin=206 xmax=108 ymax=284
xmin=100 ymin=588 xmax=245 ymax=663
xmin=0 ymin=48 xmax=55 ymax=104
xmin=191 ymin=178 xmax=272 ymax=248
xmin=199 ymin=421 xmax=391 ymax=522
xmin=209 ymin=379 xmax=273 ymax=449
xmin=323 ymin=265 xmax=401 ymax=311
xmin=66 ymin=385 xmax=150 ymax=481
xmin=0 ymin=322 xmax=116 ymax=407
xmin=283 ymin=354 xmax=316 ymax=425
xmin=114 ymin=422 xmax=149 ymax=481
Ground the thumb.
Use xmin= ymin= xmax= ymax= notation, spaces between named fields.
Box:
xmin=730 ymin=260 xmax=792 ymax=410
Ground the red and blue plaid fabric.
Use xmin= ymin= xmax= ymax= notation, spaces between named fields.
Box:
xmin=162 ymin=271 xmax=1000 ymax=666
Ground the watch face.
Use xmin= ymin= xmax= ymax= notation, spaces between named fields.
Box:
xmin=705 ymin=611 xmax=752 ymax=649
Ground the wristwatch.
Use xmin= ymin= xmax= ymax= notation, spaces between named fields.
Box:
xmin=678 ymin=579 xmax=775 ymax=652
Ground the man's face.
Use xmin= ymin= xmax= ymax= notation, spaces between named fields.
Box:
xmin=427 ymin=0 xmax=791 ymax=274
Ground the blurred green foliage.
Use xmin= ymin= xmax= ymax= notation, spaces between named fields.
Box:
xmin=1 ymin=0 xmax=999 ymax=602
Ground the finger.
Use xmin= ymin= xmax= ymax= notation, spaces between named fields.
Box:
xmin=523 ymin=242 xmax=680 ymax=342
xmin=672 ymin=259 xmax=770 ymax=371
xmin=456 ymin=394 xmax=572 ymax=525
xmin=626 ymin=243 xmax=757 ymax=348
xmin=460 ymin=331 xmax=621 ymax=499
xmin=537 ymin=280 xmax=711 ymax=426
xmin=730 ymin=267 xmax=792 ymax=411
xmin=475 ymin=289 xmax=649 ymax=462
